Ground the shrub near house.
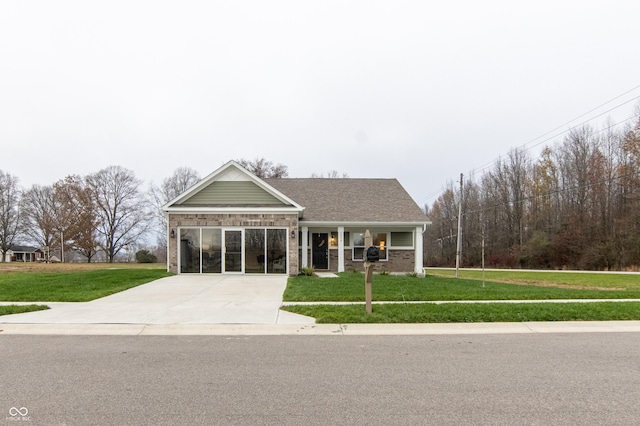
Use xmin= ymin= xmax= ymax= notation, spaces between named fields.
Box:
xmin=135 ymin=250 xmax=158 ymax=263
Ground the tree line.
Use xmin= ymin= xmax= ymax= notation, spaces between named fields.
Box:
xmin=0 ymin=158 xmax=288 ymax=263
xmin=425 ymin=109 xmax=640 ymax=271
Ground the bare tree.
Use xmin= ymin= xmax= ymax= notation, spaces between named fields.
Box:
xmin=158 ymin=166 xmax=201 ymax=202
xmin=237 ymin=157 xmax=288 ymax=178
xmin=86 ymin=166 xmax=150 ymax=263
xmin=0 ymin=171 xmax=21 ymax=262
xmin=54 ymin=175 xmax=100 ymax=262
xmin=20 ymin=184 xmax=58 ymax=258
xmin=426 ymin=104 xmax=640 ymax=270
xmin=423 ymin=183 xmax=459 ymax=266
xmin=617 ymin=114 xmax=640 ymax=266
xmin=461 ymin=175 xmax=483 ymax=266
xmin=530 ymin=146 xmax=560 ymax=236
xmin=479 ymin=148 xmax=532 ymax=265
xmin=150 ymin=166 xmax=201 ymax=244
xmin=310 ymin=170 xmax=349 ymax=178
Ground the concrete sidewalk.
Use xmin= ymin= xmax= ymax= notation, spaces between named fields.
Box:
xmin=0 ymin=274 xmax=314 ymax=325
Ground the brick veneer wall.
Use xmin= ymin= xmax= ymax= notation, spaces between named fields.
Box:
xmin=168 ymin=213 xmax=299 ymax=275
xmin=317 ymin=249 xmax=417 ymax=273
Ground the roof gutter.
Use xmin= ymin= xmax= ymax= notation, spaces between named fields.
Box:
xmin=165 ymin=206 xmax=304 ymax=215
xmin=298 ymin=220 xmax=431 ymax=228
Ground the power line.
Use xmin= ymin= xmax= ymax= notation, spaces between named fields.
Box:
xmin=521 ymin=95 xmax=640 ymax=152
xmin=521 ymin=85 xmax=640 ymax=152
xmin=474 ymin=93 xmax=640 ymax=176
xmin=420 ymin=84 xmax=640 ymax=205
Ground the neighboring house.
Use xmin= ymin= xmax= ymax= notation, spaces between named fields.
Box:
xmin=3 ymin=245 xmax=44 ymax=263
xmin=163 ymin=161 xmax=430 ymax=276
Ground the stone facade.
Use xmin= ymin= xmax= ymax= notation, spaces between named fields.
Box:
xmin=168 ymin=213 xmax=299 ymax=275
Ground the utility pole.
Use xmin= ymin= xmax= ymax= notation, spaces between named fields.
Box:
xmin=455 ymin=173 xmax=463 ymax=278
xmin=481 ymin=225 xmax=485 ymax=288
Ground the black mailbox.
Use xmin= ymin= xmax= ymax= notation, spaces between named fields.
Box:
xmin=366 ymin=246 xmax=379 ymax=262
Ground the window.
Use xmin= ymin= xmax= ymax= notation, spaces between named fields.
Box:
xmin=330 ymin=231 xmax=350 ymax=248
xmin=352 ymin=232 xmax=387 ymax=261
xmin=202 ymin=229 xmax=222 ymax=273
xmin=245 ymin=229 xmax=265 ymax=274
xmin=266 ymin=229 xmax=287 ymax=274
xmin=329 ymin=233 xmax=338 ymax=248
xmin=244 ymin=228 xmax=287 ymax=274
xmin=372 ymin=233 xmax=388 ymax=261
xmin=180 ymin=228 xmax=200 ymax=273
xmin=391 ymin=232 xmax=413 ymax=247
xmin=352 ymin=232 xmax=365 ymax=260
xmin=180 ymin=227 xmax=286 ymax=274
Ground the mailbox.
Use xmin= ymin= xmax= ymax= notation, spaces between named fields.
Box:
xmin=366 ymin=246 xmax=379 ymax=262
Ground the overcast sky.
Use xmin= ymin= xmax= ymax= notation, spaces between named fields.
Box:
xmin=2 ymin=0 xmax=639 ymax=207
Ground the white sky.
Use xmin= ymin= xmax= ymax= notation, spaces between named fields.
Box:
xmin=2 ymin=0 xmax=639 ymax=207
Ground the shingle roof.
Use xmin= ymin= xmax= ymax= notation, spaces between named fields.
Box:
xmin=9 ymin=245 xmax=41 ymax=252
xmin=264 ymin=178 xmax=428 ymax=223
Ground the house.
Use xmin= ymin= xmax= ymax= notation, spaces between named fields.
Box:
xmin=163 ymin=161 xmax=430 ymax=276
xmin=3 ymin=245 xmax=44 ymax=263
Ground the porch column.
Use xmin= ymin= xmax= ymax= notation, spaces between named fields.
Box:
xmin=166 ymin=212 xmax=171 ymax=273
xmin=301 ymin=226 xmax=309 ymax=268
xmin=415 ymin=226 xmax=424 ymax=274
xmin=338 ymin=226 xmax=345 ymax=272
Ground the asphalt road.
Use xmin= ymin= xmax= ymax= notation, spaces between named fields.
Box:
xmin=2 ymin=334 xmax=639 ymax=425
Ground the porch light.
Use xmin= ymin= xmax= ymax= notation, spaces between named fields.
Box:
xmin=170 ymin=229 xmax=175 ymax=238
xmin=291 ymin=230 xmax=296 ymax=239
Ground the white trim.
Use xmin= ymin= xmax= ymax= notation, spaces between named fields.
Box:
xmin=165 ymin=206 xmax=302 ymax=214
xmin=338 ymin=226 xmax=345 ymax=273
xmin=166 ymin=211 xmax=170 ymax=272
xmin=300 ymin=221 xmax=430 ymax=228
xmin=301 ymin=226 xmax=309 ymax=269
xmin=415 ymin=226 xmax=424 ymax=274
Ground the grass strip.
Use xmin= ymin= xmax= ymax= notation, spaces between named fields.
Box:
xmin=0 ymin=269 xmax=172 ymax=302
xmin=283 ymin=273 xmax=640 ymax=302
xmin=0 ymin=304 xmax=49 ymax=316
xmin=282 ymin=302 xmax=640 ymax=323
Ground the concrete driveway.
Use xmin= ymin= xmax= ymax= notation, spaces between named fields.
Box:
xmin=0 ymin=275 xmax=314 ymax=325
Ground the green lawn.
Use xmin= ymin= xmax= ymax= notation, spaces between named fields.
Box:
xmin=0 ymin=304 xmax=50 ymax=316
xmin=282 ymin=302 xmax=640 ymax=323
xmin=283 ymin=272 xmax=640 ymax=302
xmin=283 ymin=271 xmax=640 ymax=323
xmin=0 ymin=268 xmax=172 ymax=302
xmin=426 ymin=268 xmax=640 ymax=290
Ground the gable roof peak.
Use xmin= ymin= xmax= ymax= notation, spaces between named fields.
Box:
xmin=162 ymin=160 xmax=303 ymax=212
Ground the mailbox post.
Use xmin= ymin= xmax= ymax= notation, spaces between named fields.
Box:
xmin=363 ymin=229 xmax=378 ymax=314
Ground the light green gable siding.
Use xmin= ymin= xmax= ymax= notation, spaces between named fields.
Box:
xmin=178 ymin=181 xmax=287 ymax=206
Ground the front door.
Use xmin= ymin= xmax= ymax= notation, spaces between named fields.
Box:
xmin=224 ymin=230 xmax=243 ymax=273
xmin=312 ymin=233 xmax=329 ymax=270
